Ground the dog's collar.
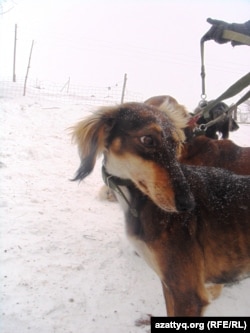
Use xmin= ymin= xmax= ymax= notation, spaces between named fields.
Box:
xmin=102 ymin=166 xmax=138 ymax=217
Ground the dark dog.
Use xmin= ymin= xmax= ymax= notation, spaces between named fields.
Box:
xmin=145 ymin=96 xmax=239 ymax=140
xmin=71 ymin=102 xmax=250 ymax=316
xmin=195 ymin=101 xmax=239 ymax=139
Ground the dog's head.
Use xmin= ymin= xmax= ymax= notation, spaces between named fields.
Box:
xmin=195 ymin=101 xmax=239 ymax=139
xmin=144 ymin=95 xmax=191 ymax=137
xmin=144 ymin=95 xmax=194 ymax=141
xmin=71 ymin=102 xmax=194 ymax=213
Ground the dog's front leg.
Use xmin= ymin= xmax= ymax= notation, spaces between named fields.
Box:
xmin=161 ymin=281 xmax=209 ymax=317
xmin=161 ymin=282 xmax=175 ymax=316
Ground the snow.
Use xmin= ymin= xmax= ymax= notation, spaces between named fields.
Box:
xmin=0 ymin=92 xmax=250 ymax=333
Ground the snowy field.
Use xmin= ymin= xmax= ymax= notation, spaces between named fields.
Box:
xmin=1 ymin=94 xmax=250 ymax=333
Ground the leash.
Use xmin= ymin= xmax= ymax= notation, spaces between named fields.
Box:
xmin=200 ymin=41 xmax=206 ymax=101
xmin=200 ymin=18 xmax=250 ymax=116
xmin=102 ymin=166 xmax=138 ymax=218
xmin=196 ymin=89 xmax=250 ymax=133
xmin=199 ymin=72 xmax=250 ymax=119
xmin=194 ymin=67 xmax=250 ymax=134
xmin=200 ymin=17 xmax=250 ymax=105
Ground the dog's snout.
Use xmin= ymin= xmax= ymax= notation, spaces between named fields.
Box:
xmin=175 ymin=194 xmax=195 ymax=212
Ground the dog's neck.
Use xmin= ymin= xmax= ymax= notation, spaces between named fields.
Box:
xmin=101 ymin=166 xmax=138 ymax=217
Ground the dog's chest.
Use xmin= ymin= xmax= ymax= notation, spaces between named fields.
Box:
xmin=128 ymin=235 xmax=164 ymax=280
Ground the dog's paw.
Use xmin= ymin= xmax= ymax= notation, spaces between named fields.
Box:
xmin=206 ymin=283 xmax=224 ymax=300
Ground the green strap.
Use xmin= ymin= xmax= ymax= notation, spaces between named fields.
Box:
xmin=235 ymin=89 xmax=250 ymax=106
xmin=223 ymin=30 xmax=250 ymax=46
xmin=200 ymin=72 xmax=250 ymax=119
xmin=197 ymin=89 xmax=250 ymax=131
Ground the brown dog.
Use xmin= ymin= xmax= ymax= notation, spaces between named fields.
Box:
xmin=179 ymin=135 xmax=250 ymax=175
xmin=71 ymin=102 xmax=250 ymax=316
xmin=145 ymin=95 xmax=250 ymax=175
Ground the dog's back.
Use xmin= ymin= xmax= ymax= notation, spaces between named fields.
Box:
xmin=179 ymin=135 xmax=250 ymax=175
xmin=182 ymin=165 xmax=250 ymax=283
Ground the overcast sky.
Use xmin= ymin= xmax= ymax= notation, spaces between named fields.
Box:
xmin=0 ymin=0 xmax=249 ymax=108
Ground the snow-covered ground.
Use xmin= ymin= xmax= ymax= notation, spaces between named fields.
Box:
xmin=1 ymin=94 xmax=250 ymax=333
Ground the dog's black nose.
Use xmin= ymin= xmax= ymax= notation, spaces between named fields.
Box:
xmin=175 ymin=195 xmax=195 ymax=212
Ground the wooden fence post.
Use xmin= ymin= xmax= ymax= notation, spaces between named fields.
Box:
xmin=23 ymin=40 xmax=34 ymax=96
xmin=13 ymin=24 xmax=17 ymax=82
xmin=60 ymin=77 xmax=70 ymax=93
xmin=121 ymin=73 xmax=127 ymax=104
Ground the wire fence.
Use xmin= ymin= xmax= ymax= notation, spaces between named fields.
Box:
xmin=0 ymin=77 xmax=144 ymax=106
xmin=1 ymin=77 xmax=249 ymax=123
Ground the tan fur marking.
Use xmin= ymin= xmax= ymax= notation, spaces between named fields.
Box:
xmin=144 ymin=95 xmax=190 ymax=142
xmin=106 ymin=152 xmax=177 ymax=212
xmin=110 ymin=137 xmax=122 ymax=154
xmin=70 ymin=106 xmax=119 ymax=158
xmin=144 ymin=95 xmax=190 ymax=157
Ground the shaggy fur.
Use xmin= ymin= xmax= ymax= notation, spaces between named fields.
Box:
xmin=71 ymin=102 xmax=250 ymax=316
xmin=144 ymin=95 xmax=190 ymax=136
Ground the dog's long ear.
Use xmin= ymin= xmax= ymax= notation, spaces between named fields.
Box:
xmin=70 ymin=106 xmax=118 ymax=181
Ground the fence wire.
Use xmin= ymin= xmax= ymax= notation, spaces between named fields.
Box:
xmin=0 ymin=77 xmax=144 ymax=106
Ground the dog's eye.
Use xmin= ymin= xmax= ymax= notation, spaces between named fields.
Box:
xmin=140 ymin=135 xmax=155 ymax=147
